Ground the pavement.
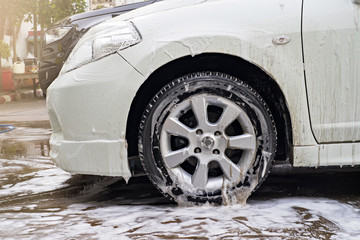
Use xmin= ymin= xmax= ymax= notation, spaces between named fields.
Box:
xmin=0 ymin=97 xmax=48 ymax=122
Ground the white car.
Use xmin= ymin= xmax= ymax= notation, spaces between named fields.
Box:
xmin=47 ymin=0 xmax=360 ymax=204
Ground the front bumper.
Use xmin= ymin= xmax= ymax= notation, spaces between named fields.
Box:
xmin=47 ymin=53 xmax=145 ymax=177
xmin=50 ymin=133 xmax=129 ymax=177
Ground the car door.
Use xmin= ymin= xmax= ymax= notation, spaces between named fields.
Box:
xmin=302 ymin=0 xmax=360 ymax=143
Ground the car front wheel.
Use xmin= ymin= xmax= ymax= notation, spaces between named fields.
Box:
xmin=139 ymin=72 xmax=277 ymax=205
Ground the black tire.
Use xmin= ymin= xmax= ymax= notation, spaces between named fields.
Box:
xmin=139 ymin=72 xmax=277 ymax=205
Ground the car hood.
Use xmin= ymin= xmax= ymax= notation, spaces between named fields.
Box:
xmin=114 ymin=0 xmax=207 ymax=21
xmin=69 ymin=0 xmax=158 ymax=22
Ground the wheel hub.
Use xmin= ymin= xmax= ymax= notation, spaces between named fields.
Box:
xmin=201 ymin=136 xmax=215 ymax=149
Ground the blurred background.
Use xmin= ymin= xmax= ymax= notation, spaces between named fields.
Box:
xmin=0 ymin=0 xmax=145 ymax=91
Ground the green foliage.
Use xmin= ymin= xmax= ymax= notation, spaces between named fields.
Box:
xmin=0 ymin=41 xmax=11 ymax=60
xmin=96 ymin=5 xmax=106 ymax=10
xmin=26 ymin=0 xmax=87 ymax=29
xmin=51 ymin=0 xmax=87 ymax=24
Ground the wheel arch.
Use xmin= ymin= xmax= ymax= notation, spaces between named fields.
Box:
xmin=126 ymin=53 xmax=293 ymax=165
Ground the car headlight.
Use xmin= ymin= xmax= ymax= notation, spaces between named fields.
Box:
xmin=45 ymin=27 xmax=72 ymax=45
xmin=61 ymin=21 xmax=142 ymax=74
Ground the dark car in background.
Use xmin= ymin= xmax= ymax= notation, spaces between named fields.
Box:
xmin=39 ymin=0 xmax=159 ymax=95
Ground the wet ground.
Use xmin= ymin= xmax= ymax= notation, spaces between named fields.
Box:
xmin=1 ymin=117 xmax=360 ymax=239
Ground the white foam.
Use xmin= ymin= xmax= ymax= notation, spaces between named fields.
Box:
xmin=0 ymin=197 xmax=359 ymax=239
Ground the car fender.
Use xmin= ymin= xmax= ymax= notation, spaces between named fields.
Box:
xmin=119 ymin=0 xmax=317 ymax=147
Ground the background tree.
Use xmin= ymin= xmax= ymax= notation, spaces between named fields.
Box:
xmin=50 ymin=0 xmax=87 ymax=25
xmin=0 ymin=41 xmax=11 ymax=69
xmin=0 ymin=0 xmax=10 ymax=42
xmin=1 ymin=0 xmax=86 ymax=60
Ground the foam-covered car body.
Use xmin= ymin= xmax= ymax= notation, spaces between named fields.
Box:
xmin=47 ymin=0 xmax=360 ymax=203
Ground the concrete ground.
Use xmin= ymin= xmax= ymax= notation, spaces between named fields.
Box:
xmin=0 ymin=98 xmax=48 ymax=122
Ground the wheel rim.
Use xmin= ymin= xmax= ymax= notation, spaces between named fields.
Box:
xmin=160 ymin=94 xmax=257 ymax=191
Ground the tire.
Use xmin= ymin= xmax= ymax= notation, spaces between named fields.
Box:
xmin=138 ymin=72 xmax=277 ymax=205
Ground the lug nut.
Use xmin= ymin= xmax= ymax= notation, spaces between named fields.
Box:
xmin=196 ymin=129 xmax=203 ymax=135
xmin=194 ymin=148 xmax=202 ymax=153
xmin=213 ymin=149 xmax=220 ymax=155
xmin=215 ymin=131 xmax=221 ymax=136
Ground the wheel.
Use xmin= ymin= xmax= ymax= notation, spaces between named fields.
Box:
xmin=139 ymin=72 xmax=277 ymax=205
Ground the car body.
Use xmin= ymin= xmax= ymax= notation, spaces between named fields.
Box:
xmin=47 ymin=0 xmax=360 ymax=204
xmin=39 ymin=0 xmax=159 ymax=95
